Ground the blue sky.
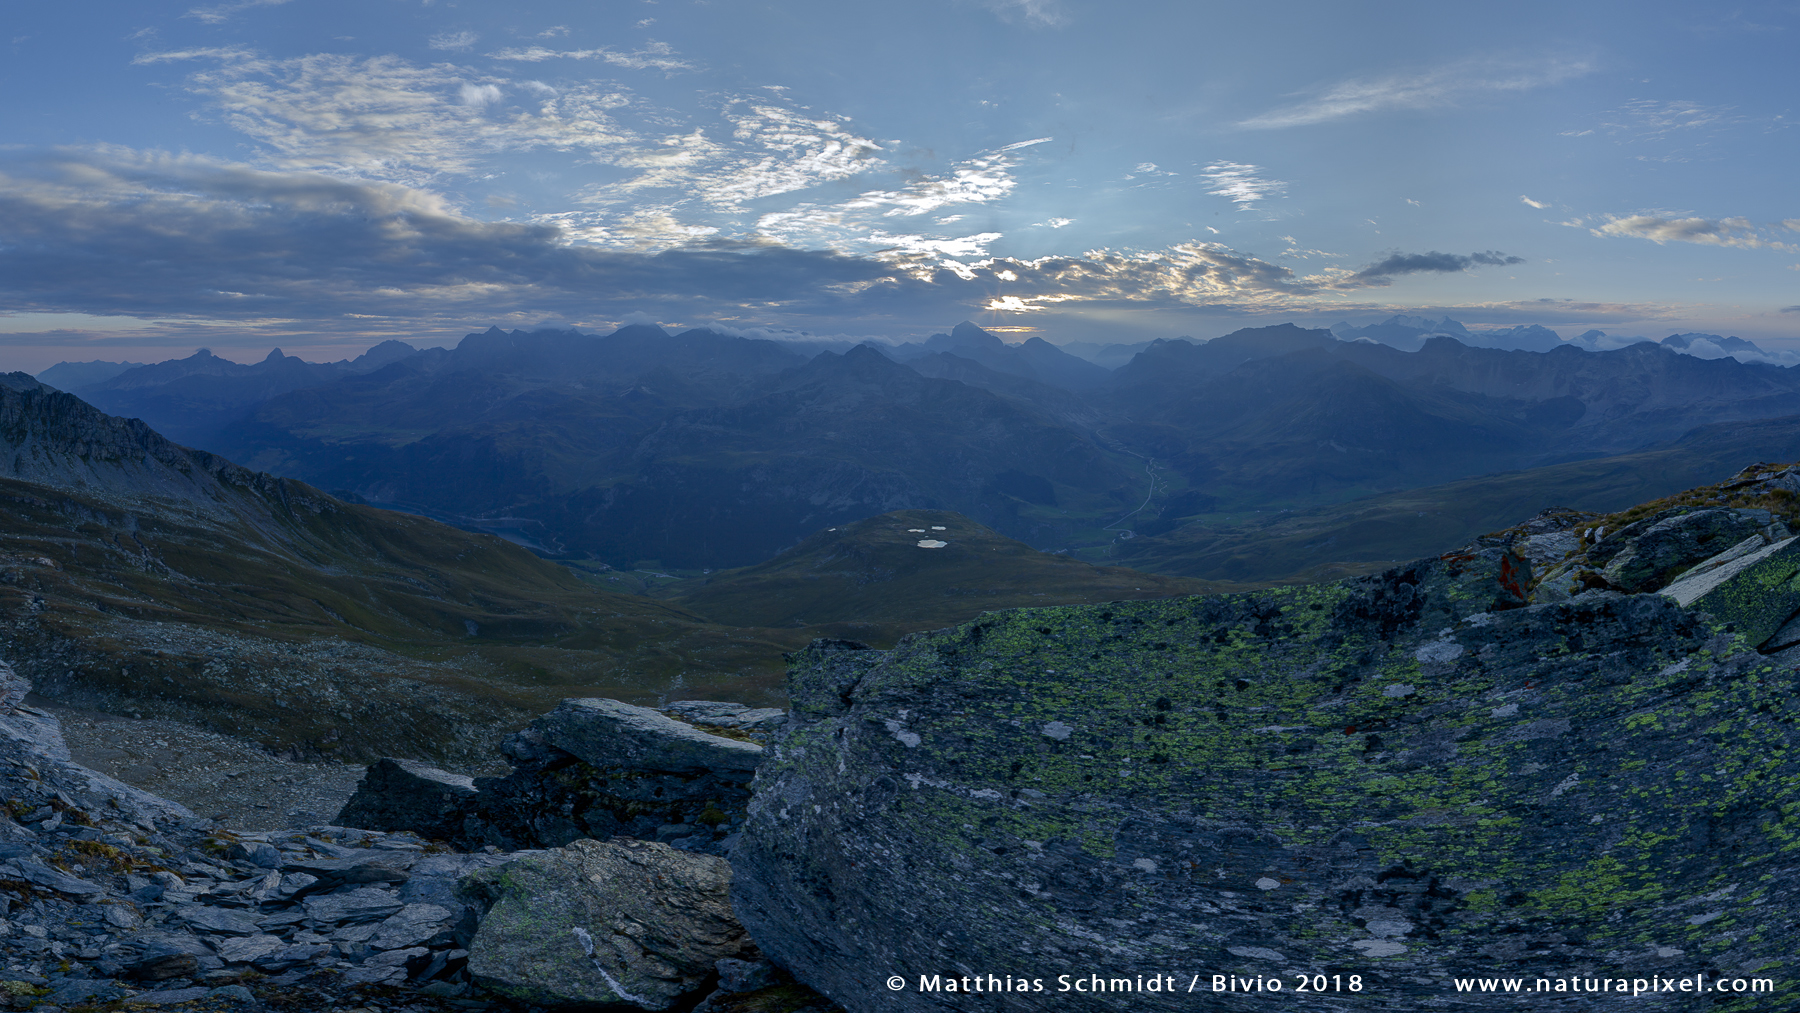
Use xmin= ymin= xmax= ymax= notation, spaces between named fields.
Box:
xmin=2 ymin=0 xmax=1796 ymax=369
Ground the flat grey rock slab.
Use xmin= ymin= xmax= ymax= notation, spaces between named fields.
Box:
xmin=536 ymin=698 xmax=764 ymax=774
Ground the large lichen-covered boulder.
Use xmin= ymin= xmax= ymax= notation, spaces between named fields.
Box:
xmin=461 ymin=838 xmax=759 ymax=1010
xmin=1592 ymin=508 xmax=1770 ymax=593
xmin=1662 ymin=537 xmax=1800 ymax=648
xmin=731 ymin=550 xmax=1798 ymax=1012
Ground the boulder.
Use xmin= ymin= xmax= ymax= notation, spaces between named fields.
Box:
xmin=283 ymin=851 xmax=416 ymax=888
xmin=462 ymin=837 xmax=758 ymax=1010
xmin=1594 ymin=507 xmax=1770 ymax=592
xmin=733 ymin=551 xmax=1800 ymax=1012
xmin=335 ymin=757 xmax=478 ymax=840
xmin=0 ymin=661 xmax=27 ymax=714
xmin=459 ymin=700 xmax=766 ymax=855
xmin=303 ymin=885 xmax=406 ymax=925
xmin=1662 ymin=536 xmax=1800 ymax=645
xmin=534 ymin=698 xmax=765 ymax=773
xmin=664 ymin=701 xmax=787 ymax=736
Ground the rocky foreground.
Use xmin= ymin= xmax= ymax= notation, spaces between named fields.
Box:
xmin=0 ymin=669 xmax=832 ymax=1013
xmin=737 ymin=464 xmax=1800 ymax=1011
xmin=9 ymin=464 xmax=1800 ymax=1012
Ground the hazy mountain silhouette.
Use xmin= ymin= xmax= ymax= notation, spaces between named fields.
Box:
xmin=42 ymin=318 xmax=1800 ymax=574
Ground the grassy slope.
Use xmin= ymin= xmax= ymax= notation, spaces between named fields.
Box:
xmin=0 ymin=475 xmax=812 ymax=762
xmin=1114 ymin=414 xmax=1800 ymax=583
xmin=664 ymin=510 xmax=1244 ymax=646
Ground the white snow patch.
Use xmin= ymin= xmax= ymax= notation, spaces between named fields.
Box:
xmin=1255 ymin=877 xmax=1280 ymax=891
xmin=917 ymin=539 xmax=948 ymax=548
xmin=1133 ymin=858 xmax=1158 ymax=873
xmin=1041 ymin=721 xmax=1073 ymax=741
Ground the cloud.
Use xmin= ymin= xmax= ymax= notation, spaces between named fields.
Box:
xmin=1351 ymin=250 xmax=1525 ymax=281
xmin=1600 ymin=99 xmax=1742 ymax=140
xmin=488 ymin=41 xmax=692 ymax=72
xmin=184 ymin=0 xmax=291 ymax=25
xmin=1592 ymin=215 xmax=1794 ymax=250
xmin=835 ymin=140 xmax=1040 ymax=219
xmin=1520 ymin=195 xmax=1550 ymax=209
xmin=978 ymin=0 xmax=1067 ymax=26
xmin=0 ymin=149 xmax=902 ymax=329
xmin=458 ymin=83 xmax=502 ymax=107
xmin=0 ymin=147 xmax=1449 ymax=345
xmin=1783 ymin=305 xmax=1800 ymax=313
xmin=428 ymin=31 xmax=478 ymax=52
xmin=1199 ymin=161 xmax=1286 ymax=209
xmin=158 ymin=50 xmax=636 ymax=182
xmin=1239 ymin=55 xmax=1592 ymax=129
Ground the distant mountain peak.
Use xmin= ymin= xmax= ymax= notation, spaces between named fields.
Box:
xmin=264 ymin=348 xmax=285 ymax=362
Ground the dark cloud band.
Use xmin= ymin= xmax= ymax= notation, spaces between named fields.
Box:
xmin=1352 ymin=250 xmax=1526 ymax=281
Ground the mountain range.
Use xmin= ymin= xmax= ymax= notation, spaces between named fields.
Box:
xmin=37 ymin=318 xmax=1800 ymax=578
xmin=0 ymin=373 xmax=1228 ymax=763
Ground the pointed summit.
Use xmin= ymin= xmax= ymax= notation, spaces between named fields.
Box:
xmin=263 ymin=348 xmax=285 ymax=363
xmin=949 ymin=321 xmax=1006 ymax=349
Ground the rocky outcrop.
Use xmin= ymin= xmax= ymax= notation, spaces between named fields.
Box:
xmin=732 ymin=538 xmax=1799 ymax=1010
xmin=533 ymin=697 xmax=765 ymax=774
xmin=333 ymin=757 xmax=477 ymax=841
xmin=0 ymin=671 xmax=834 ymax=1012
xmin=336 ymin=697 xmax=769 ymax=855
xmin=665 ymin=700 xmax=787 ymax=735
xmin=461 ymin=838 xmax=759 ymax=1009
xmin=0 ymin=662 xmax=503 ymax=1004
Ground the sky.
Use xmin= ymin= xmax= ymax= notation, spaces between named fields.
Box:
xmin=2 ymin=0 xmax=1798 ymax=370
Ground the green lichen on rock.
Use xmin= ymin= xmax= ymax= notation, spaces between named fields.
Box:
xmin=733 ymin=545 xmax=1800 ymax=1011
xmin=1676 ymin=539 xmax=1800 ymax=646
xmin=462 ymin=838 xmax=758 ymax=1010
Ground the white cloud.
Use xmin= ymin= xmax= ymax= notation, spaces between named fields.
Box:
xmin=459 ymin=83 xmax=502 ymax=107
xmin=838 ymin=139 xmax=1045 ymax=219
xmin=165 ymin=51 xmax=635 ymax=181
xmin=1602 ymin=99 xmax=1741 ymax=140
xmin=574 ymin=103 xmax=887 ymax=220
xmin=1593 ymin=215 xmax=1794 ymax=250
xmin=1520 ymin=195 xmax=1550 ymax=209
xmin=184 ymin=0 xmax=292 ymax=25
xmin=979 ymin=0 xmax=1067 ymax=26
xmin=429 ymin=31 xmax=478 ymax=52
xmin=1046 ymin=217 xmax=1073 ymax=228
xmin=867 ymin=231 xmax=1003 ymax=258
xmin=488 ymin=41 xmax=692 ymax=72
xmin=1240 ymin=56 xmax=1593 ymax=129
xmin=1199 ymin=161 xmax=1286 ymax=208
xmin=132 ymin=46 xmax=257 ymax=65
